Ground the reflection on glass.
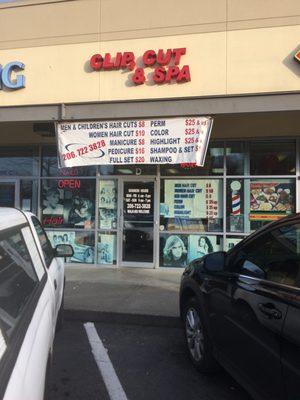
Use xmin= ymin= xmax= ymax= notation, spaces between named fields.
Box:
xmin=122 ymin=181 xmax=154 ymax=263
xmin=21 ymin=180 xmax=38 ymax=214
xmin=41 ymin=179 xmax=95 ymax=229
xmin=99 ymin=165 xmax=157 ymax=175
xmin=160 ymin=179 xmax=223 ymax=232
xmin=250 ymin=141 xmax=296 ymax=175
xmin=98 ymin=233 xmax=117 ymax=265
xmin=226 ymin=142 xmax=245 ymax=175
xmin=46 ymin=230 xmax=95 ymax=263
xmin=0 ymin=147 xmax=38 ymax=176
xmin=41 ymin=146 xmax=95 ymax=177
xmin=0 ymin=182 xmax=15 ymax=207
xmin=99 ymin=180 xmax=117 ymax=230
xmin=161 ymin=143 xmax=224 ymax=176
xmin=160 ymin=234 xmax=222 ymax=267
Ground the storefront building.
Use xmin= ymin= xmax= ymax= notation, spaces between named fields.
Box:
xmin=0 ymin=0 xmax=300 ymax=268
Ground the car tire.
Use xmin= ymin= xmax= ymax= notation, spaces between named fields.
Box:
xmin=56 ymin=295 xmax=64 ymax=332
xmin=183 ymin=297 xmax=219 ymax=372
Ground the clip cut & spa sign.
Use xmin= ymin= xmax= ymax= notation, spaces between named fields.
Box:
xmin=56 ymin=116 xmax=213 ymax=168
xmin=90 ymin=48 xmax=190 ymax=85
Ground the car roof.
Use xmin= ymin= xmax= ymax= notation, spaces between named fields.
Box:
xmin=0 ymin=207 xmax=28 ymax=231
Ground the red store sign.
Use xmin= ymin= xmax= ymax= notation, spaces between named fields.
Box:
xmin=89 ymin=48 xmax=191 ymax=85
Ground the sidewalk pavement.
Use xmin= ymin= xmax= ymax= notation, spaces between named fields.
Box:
xmin=64 ymin=265 xmax=183 ymax=327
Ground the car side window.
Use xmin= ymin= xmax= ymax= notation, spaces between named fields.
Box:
xmin=0 ymin=228 xmax=39 ymax=338
xmin=233 ymin=223 xmax=300 ymax=287
xmin=31 ymin=217 xmax=54 ymax=268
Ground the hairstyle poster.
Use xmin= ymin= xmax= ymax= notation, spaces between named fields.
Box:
xmin=160 ymin=234 xmax=188 ymax=268
xmin=188 ymin=235 xmax=220 ymax=263
xmin=99 ymin=180 xmax=118 ymax=230
xmin=97 ymin=234 xmax=117 ymax=265
xmin=47 ymin=230 xmax=95 ymax=263
xmin=41 ymin=179 xmax=95 ymax=229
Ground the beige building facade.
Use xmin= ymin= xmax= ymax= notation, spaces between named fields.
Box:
xmin=0 ymin=0 xmax=300 ymax=267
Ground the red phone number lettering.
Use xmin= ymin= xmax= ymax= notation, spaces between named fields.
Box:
xmin=63 ymin=140 xmax=106 ymax=160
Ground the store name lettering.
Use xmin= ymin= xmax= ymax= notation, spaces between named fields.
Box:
xmin=0 ymin=61 xmax=25 ymax=90
xmin=89 ymin=48 xmax=191 ymax=85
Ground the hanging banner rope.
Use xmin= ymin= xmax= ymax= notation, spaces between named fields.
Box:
xmin=56 ymin=116 xmax=213 ymax=168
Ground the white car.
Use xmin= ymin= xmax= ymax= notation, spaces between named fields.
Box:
xmin=0 ymin=208 xmax=73 ymax=400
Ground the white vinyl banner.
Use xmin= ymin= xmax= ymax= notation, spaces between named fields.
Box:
xmin=56 ymin=116 xmax=213 ymax=168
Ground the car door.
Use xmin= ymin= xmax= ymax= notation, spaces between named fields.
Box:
xmin=28 ymin=216 xmax=64 ymax=318
xmin=279 ymin=235 xmax=300 ymax=400
xmin=0 ymin=224 xmax=52 ymax=400
xmin=206 ymin=222 xmax=300 ymax=400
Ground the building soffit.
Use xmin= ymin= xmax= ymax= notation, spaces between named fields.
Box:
xmin=0 ymin=93 xmax=300 ymax=123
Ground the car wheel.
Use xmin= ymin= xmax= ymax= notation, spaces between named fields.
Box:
xmin=183 ymin=298 xmax=218 ymax=372
xmin=56 ymin=295 xmax=64 ymax=332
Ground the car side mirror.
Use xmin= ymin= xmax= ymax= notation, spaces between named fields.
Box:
xmin=203 ymin=251 xmax=226 ymax=273
xmin=54 ymin=244 xmax=74 ymax=258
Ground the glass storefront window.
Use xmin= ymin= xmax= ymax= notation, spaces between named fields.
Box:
xmin=161 ymin=143 xmax=224 ymax=176
xmin=249 ymin=178 xmax=295 ymax=231
xmin=97 ymin=232 xmax=117 ymax=265
xmin=41 ymin=146 xmax=96 ymax=177
xmin=226 ymin=179 xmax=245 ymax=233
xmin=226 ymin=142 xmax=246 ymax=175
xmin=160 ymin=179 xmax=223 ymax=232
xmin=20 ymin=180 xmax=38 ymax=215
xmin=225 ymin=236 xmax=244 ymax=251
xmin=46 ymin=230 xmax=95 ymax=263
xmin=250 ymin=141 xmax=296 ymax=175
xmin=41 ymin=179 xmax=96 ymax=229
xmin=99 ymin=180 xmax=118 ymax=230
xmin=226 ymin=178 xmax=296 ymax=234
xmin=160 ymin=233 xmax=223 ymax=267
xmin=0 ymin=147 xmax=38 ymax=176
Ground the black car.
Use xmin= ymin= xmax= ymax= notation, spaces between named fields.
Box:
xmin=180 ymin=214 xmax=300 ymax=400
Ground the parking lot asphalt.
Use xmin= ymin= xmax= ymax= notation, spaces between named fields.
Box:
xmin=47 ymin=321 xmax=251 ymax=400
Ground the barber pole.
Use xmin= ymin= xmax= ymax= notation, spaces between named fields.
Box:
xmin=231 ymin=181 xmax=241 ymax=215
xmin=232 ymin=192 xmax=241 ymax=215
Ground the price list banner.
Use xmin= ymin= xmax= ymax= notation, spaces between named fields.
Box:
xmin=56 ymin=116 xmax=213 ymax=168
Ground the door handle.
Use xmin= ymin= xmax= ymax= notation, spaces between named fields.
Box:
xmin=258 ymin=303 xmax=282 ymax=319
xmin=54 ymin=279 xmax=57 ymax=290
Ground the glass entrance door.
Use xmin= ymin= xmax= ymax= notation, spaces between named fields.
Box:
xmin=0 ymin=180 xmax=18 ymax=207
xmin=121 ymin=179 xmax=156 ymax=267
